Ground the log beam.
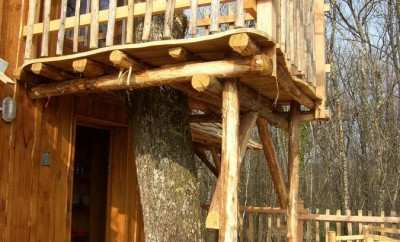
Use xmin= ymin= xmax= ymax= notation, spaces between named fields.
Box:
xmin=195 ymin=148 xmax=219 ymax=176
xmin=31 ymin=63 xmax=74 ymax=81
xmin=72 ymin=58 xmax=104 ymax=77
xmin=287 ymin=102 xmax=301 ymax=242
xmin=229 ymin=33 xmax=260 ymax=56
xmin=206 ymin=111 xmax=258 ymax=229
xmin=109 ymin=50 xmax=145 ymax=70
xmin=219 ymin=79 xmax=240 ymax=242
xmin=257 ymin=117 xmax=288 ymax=208
xmin=191 ymin=74 xmax=222 ymax=94
xmin=168 ymin=47 xmax=190 ymax=61
xmin=29 ymin=54 xmax=273 ymax=99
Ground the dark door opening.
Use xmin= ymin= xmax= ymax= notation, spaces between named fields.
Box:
xmin=71 ymin=126 xmax=110 ymax=242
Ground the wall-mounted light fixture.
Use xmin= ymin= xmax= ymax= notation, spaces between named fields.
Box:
xmin=1 ymin=96 xmax=16 ymax=122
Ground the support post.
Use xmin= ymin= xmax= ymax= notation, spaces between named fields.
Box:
xmin=287 ymin=102 xmax=301 ymax=242
xmin=219 ymin=79 xmax=240 ymax=242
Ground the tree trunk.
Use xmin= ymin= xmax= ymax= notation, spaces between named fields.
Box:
xmin=131 ymin=87 xmax=203 ymax=242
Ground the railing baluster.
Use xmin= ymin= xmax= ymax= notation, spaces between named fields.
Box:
xmin=41 ymin=0 xmax=51 ymax=56
xmin=24 ymin=0 xmax=38 ymax=59
xmin=190 ymin=0 xmax=198 ymax=35
xmin=234 ymin=0 xmax=244 ymax=28
xmin=73 ymin=0 xmax=81 ymax=52
xmin=380 ymin=211 xmax=385 ymax=236
xmin=210 ymin=0 xmax=220 ymax=33
xmin=106 ymin=0 xmax=117 ymax=46
xmin=276 ymin=215 xmax=281 ymax=242
xmin=358 ymin=210 xmax=363 ymax=238
xmin=142 ymin=0 xmax=153 ymax=41
xmin=90 ymin=0 xmax=99 ymax=48
xmin=56 ymin=0 xmax=68 ymax=55
xmin=163 ymin=0 xmax=176 ymax=39
xmin=126 ymin=0 xmax=134 ymax=43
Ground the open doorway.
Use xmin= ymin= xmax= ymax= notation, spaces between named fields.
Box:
xmin=71 ymin=126 xmax=110 ymax=242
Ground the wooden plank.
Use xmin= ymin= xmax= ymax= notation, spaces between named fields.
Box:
xmin=142 ymin=0 xmax=153 ymax=41
xmin=90 ymin=0 xmax=99 ymax=48
xmin=190 ymin=0 xmax=198 ymax=35
xmin=72 ymin=58 xmax=104 ymax=77
xmin=358 ymin=210 xmax=363 ymax=234
xmin=163 ymin=0 xmax=176 ymax=39
xmin=24 ymin=0 xmax=38 ymax=58
xmin=126 ymin=0 xmax=135 ymax=43
xmin=106 ymin=0 xmax=117 ymax=46
xmin=41 ymin=0 xmax=51 ymax=56
xmin=29 ymin=55 xmax=272 ymax=98
xmin=73 ymin=0 xmax=81 ymax=52
xmin=219 ymin=79 xmax=240 ymax=242
xmin=256 ymin=117 xmax=288 ymax=209
xmin=56 ymin=0 xmax=68 ymax=55
xmin=209 ymin=0 xmax=220 ymax=33
xmin=287 ymin=102 xmax=301 ymax=242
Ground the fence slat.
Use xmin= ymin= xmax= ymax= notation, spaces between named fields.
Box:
xmin=56 ymin=0 xmax=68 ymax=55
xmin=41 ymin=0 xmax=51 ymax=56
xmin=325 ymin=209 xmax=331 ymax=242
xmin=106 ymin=0 xmax=117 ymax=46
xmin=381 ymin=211 xmax=385 ymax=236
xmin=258 ymin=215 xmax=264 ymax=242
xmin=248 ymin=214 xmax=255 ymax=242
xmin=306 ymin=208 xmax=311 ymax=242
xmin=336 ymin=210 xmax=342 ymax=236
xmin=266 ymin=215 xmax=272 ymax=242
xmin=346 ymin=210 xmax=352 ymax=242
xmin=142 ymin=0 xmax=153 ymax=41
xmin=276 ymin=215 xmax=281 ymax=242
xmin=316 ymin=209 xmax=320 ymax=242
xmin=90 ymin=0 xmax=99 ymax=48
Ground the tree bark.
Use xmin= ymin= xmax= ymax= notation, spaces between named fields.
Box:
xmin=131 ymin=87 xmax=203 ymax=242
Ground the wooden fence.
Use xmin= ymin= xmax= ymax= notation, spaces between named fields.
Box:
xmin=237 ymin=207 xmax=400 ymax=242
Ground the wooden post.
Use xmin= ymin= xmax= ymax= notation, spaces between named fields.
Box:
xmin=219 ymin=79 xmax=240 ymax=242
xmin=287 ymin=102 xmax=301 ymax=242
xmin=257 ymin=117 xmax=288 ymax=208
xmin=327 ymin=231 xmax=336 ymax=242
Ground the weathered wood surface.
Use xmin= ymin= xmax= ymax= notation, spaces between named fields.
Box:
xmin=219 ymin=80 xmax=240 ymax=242
xmin=20 ymin=29 xmax=321 ymax=107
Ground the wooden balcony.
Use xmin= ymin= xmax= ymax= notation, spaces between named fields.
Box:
xmin=17 ymin=0 xmax=330 ymax=126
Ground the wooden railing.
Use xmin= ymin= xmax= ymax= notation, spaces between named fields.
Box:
xmin=21 ymin=0 xmax=328 ymax=86
xmin=237 ymin=207 xmax=400 ymax=242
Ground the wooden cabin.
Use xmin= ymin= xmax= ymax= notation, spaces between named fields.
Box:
xmin=0 ymin=0 xmax=329 ymax=241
